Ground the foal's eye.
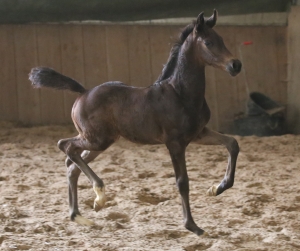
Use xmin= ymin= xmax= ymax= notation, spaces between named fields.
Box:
xmin=204 ymin=40 xmax=213 ymax=47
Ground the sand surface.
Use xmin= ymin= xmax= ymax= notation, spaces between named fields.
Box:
xmin=0 ymin=122 xmax=300 ymax=251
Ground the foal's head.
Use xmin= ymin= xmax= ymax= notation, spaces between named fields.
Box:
xmin=189 ymin=10 xmax=242 ymax=76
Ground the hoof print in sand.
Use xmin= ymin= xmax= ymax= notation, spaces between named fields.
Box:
xmin=246 ymin=182 xmax=263 ymax=188
xmin=78 ymin=184 xmax=90 ymax=190
xmin=4 ymin=226 xmax=16 ymax=232
xmin=184 ymin=242 xmax=212 ymax=251
xmin=33 ymin=223 xmax=55 ymax=233
xmin=17 ymin=185 xmax=31 ymax=191
xmin=106 ymin=212 xmax=130 ymax=223
xmin=138 ymin=172 xmax=156 ymax=179
xmin=161 ymin=172 xmax=174 ymax=178
xmin=137 ymin=191 xmax=169 ymax=205
xmin=146 ymin=230 xmax=188 ymax=240
xmin=241 ymin=203 xmax=262 ymax=217
xmin=101 ymin=167 xmax=116 ymax=173
xmin=0 ymin=236 xmax=5 ymax=245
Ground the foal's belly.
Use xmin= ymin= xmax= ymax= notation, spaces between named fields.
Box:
xmin=121 ymin=133 xmax=162 ymax=145
xmin=117 ymin=118 xmax=163 ymax=145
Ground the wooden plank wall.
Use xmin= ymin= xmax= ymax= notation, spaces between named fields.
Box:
xmin=287 ymin=6 xmax=300 ymax=134
xmin=0 ymin=24 xmax=287 ymax=133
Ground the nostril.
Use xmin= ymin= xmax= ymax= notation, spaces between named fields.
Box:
xmin=232 ymin=60 xmax=242 ymax=72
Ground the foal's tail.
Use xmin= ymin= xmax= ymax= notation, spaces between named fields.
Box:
xmin=29 ymin=67 xmax=87 ymax=94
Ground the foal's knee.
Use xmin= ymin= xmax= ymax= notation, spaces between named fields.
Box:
xmin=58 ymin=139 xmax=69 ymax=153
xmin=58 ymin=138 xmax=80 ymax=157
xmin=228 ymin=137 xmax=239 ymax=156
xmin=176 ymin=176 xmax=189 ymax=194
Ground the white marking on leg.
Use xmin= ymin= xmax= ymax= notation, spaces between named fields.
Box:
xmin=93 ymin=186 xmax=106 ymax=212
xmin=206 ymin=185 xmax=219 ymax=196
xmin=74 ymin=215 xmax=94 ymax=226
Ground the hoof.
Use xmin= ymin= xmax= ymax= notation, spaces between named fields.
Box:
xmin=93 ymin=186 xmax=106 ymax=212
xmin=185 ymin=224 xmax=205 ymax=236
xmin=74 ymin=215 xmax=94 ymax=226
xmin=207 ymin=185 xmax=218 ymax=196
xmin=195 ymin=228 xmax=206 ymax=236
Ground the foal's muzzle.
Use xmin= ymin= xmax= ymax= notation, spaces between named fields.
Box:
xmin=227 ymin=59 xmax=242 ymax=76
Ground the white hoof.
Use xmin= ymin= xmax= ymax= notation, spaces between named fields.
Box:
xmin=74 ymin=215 xmax=94 ymax=226
xmin=93 ymin=186 xmax=106 ymax=212
xmin=207 ymin=185 xmax=218 ymax=196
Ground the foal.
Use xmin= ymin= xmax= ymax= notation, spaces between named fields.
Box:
xmin=29 ymin=10 xmax=241 ymax=236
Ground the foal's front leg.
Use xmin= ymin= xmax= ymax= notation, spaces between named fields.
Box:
xmin=194 ymin=127 xmax=239 ymax=196
xmin=167 ymin=141 xmax=204 ymax=236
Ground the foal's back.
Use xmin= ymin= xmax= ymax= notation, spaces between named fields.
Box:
xmin=72 ymin=81 xmax=181 ymax=144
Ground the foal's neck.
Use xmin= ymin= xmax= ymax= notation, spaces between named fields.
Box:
xmin=170 ymin=41 xmax=206 ymax=106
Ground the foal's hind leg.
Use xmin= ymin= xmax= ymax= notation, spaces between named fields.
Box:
xmin=58 ymin=136 xmax=113 ymax=223
xmin=66 ymin=150 xmax=101 ymax=226
xmin=194 ymin=127 xmax=239 ymax=196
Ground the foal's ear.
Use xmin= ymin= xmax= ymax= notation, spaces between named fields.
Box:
xmin=195 ymin=12 xmax=205 ymax=31
xmin=206 ymin=9 xmax=218 ymax=28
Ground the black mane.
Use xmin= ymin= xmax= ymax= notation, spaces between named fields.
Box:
xmin=155 ymin=22 xmax=195 ymax=83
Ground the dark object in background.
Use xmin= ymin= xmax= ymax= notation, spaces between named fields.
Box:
xmin=247 ymin=92 xmax=285 ymax=117
xmin=234 ymin=92 xmax=286 ymax=136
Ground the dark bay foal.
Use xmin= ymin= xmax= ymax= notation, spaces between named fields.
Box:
xmin=29 ymin=10 xmax=241 ymax=236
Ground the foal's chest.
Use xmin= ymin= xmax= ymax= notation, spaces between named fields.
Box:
xmin=183 ymin=102 xmax=210 ymax=135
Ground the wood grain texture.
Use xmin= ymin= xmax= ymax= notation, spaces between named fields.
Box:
xmin=105 ymin=26 xmax=130 ymax=84
xmin=36 ymin=25 xmax=65 ymax=124
xmin=14 ymin=25 xmax=40 ymax=125
xmin=128 ymin=26 xmax=152 ymax=87
xmin=82 ymin=25 xmax=108 ymax=89
xmin=287 ymin=6 xmax=300 ymax=133
xmin=275 ymin=26 xmax=287 ymax=105
xmin=148 ymin=26 xmax=172 ymax=83
xmin=59 ymin=25 xmax=85 ymax=123
xmin=0 ymin=25 xmax=18 ymax=121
